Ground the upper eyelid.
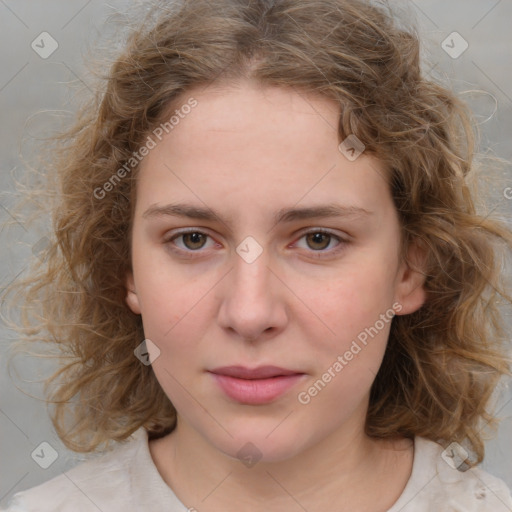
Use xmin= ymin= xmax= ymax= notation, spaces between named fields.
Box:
xmin=165 ymin=226 xmax=345 ymax=239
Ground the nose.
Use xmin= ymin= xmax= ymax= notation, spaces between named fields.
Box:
xmin=217 ymin=248 xmax=288 ymax=343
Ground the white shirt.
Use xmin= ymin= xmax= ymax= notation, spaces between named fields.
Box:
xmin=3 ymin=428 xmax=511 ymax=511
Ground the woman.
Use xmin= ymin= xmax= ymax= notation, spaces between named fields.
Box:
xmin=3 ymin=0 xmax=512 ymax=510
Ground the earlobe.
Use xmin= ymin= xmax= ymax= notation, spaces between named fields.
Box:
xmin=394 ymin=241 xmax=428 ymax=316
xmin=125 ymin=272 xmax=142 ymax=315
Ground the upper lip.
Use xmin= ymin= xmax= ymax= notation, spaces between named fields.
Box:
xmin=209 ymin=365 xmax=302 ymax=379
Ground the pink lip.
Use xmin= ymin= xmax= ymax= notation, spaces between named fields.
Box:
xmin=208 ymin=366 xmax=305 ymax=405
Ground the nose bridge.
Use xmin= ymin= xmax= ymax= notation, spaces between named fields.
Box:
xmin=230 ymin=245 xmax=273 ymax=310
xmin=217 ymin=244 xmax=286 ymax=340
xmin=233 ymin=247 xmax=270 ymax=293
xmin=230 ymin=232 xmax=273 ymax=295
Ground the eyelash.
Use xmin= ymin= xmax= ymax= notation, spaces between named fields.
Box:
xmin=163 ymin=228 xmax=349 ymax=259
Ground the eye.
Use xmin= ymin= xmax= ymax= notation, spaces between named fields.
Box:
xmin=164 ymin=228 xmax=349 ymax=259
xmin=294 ymin=229 xmax=348 ymax=256
xmin=165 ymin=229 xmax=217 ymax=254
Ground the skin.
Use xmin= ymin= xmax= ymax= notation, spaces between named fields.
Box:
xmin=125 ymin=80 xmax=427 ymax=511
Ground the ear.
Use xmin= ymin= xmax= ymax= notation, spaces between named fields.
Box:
xmin=125 ymin=271 xmax=141 ymax=315
xmin=394 ymin=239 xmax=428 ymax=316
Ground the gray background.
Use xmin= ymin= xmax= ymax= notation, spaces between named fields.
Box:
xmin=1 ymin=0 xmax=511 ymax=507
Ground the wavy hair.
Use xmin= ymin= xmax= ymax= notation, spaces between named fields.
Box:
xmin=3 ymin=0 xmax=512 ymax=463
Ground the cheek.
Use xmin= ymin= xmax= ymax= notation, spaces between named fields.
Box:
xmin=139 ymin=288 xmax=206 ymax=354
xmin=139 ymin=290 xmax=207 ymax=409
xmin=132 ymin=244 xmax=215 ymax=342
xmin=292 ymin=256 xmax=397 ymax=403
xmin=304 ymin=260 xmax=397 ymax=340
xmin=134 ymin=266 xmax=225 ymax=384
xmin=296 ymin=292 xmax=392 ymax=421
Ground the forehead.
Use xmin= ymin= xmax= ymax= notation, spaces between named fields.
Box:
xmin=135 ymin=81 xmax=391 ymax=221
xmin=158 ymin=81 xmax=341 ymax=158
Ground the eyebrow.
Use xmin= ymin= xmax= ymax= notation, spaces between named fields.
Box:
xmin=142 ymin=202 xmax=374 ymax=226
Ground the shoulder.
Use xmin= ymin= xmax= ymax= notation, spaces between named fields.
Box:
xmin=1 ymin=429 xmax=148 ymax=512
xmin=389 ymin=436 xmax=512 ymax=512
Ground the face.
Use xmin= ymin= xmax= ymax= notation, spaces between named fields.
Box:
xmin=126 ymin=80 xmax=425 ymax=462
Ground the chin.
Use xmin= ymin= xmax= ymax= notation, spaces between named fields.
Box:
xmin=205 ymin=421 xmax=312 ymax=465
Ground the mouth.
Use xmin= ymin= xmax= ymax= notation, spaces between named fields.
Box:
xmin=208 ymin=365 xmax=306 ymax=405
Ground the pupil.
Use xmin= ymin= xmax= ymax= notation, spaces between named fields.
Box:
xmin=309 ymin=233 xmax=328 ymax=250
xmin=186 ymin=233 xmax=204 ymax=249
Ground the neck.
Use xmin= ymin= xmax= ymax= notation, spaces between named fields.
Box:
xmin=149 ymin=411 xmax=413 ymax=511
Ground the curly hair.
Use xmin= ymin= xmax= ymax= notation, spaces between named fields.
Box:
xmin=3 ymin=0 xmax=511 ymax=464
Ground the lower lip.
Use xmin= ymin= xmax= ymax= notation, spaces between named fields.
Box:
xmin=210 ymin=373 xmax=305 ymax=405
